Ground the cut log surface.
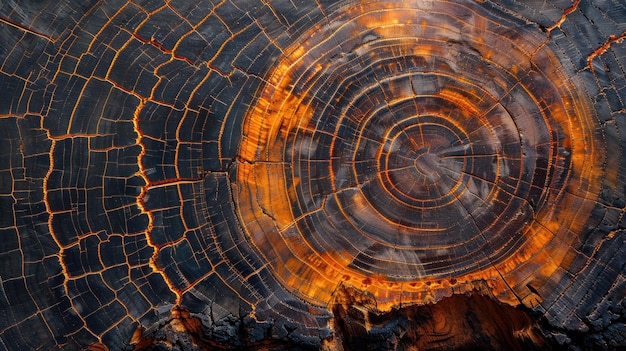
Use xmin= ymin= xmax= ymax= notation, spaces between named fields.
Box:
xmin=0 ymin=0 xmax=624 ymax=350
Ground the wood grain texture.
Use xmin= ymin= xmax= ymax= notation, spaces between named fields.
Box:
xmin=0 ymin=0 xmax=624 ymax=350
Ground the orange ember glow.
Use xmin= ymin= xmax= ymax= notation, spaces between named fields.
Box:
xmin=234 ymin=0 xmax=604 ymax=311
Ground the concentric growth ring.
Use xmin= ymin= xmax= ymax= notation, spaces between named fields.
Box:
xmin=235 ymin=0 xmax=604 ymax=308
xmin=376 ymin=116 xmax=470 ymax=204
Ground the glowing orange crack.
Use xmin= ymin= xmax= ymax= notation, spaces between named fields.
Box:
xmin=130 ymin=32 xmax=195 ymax=66
xmin=587 ymin=32 xmax=626 ymax=73
xmin=132 ymin=97 xmax=182 ymax=304
xmin=42 ymin=122 xmax=102 ymax=341
xmin=0 ymin=15 xmax=55 ymax=42
xmin=546 ymin=0 xmax=580 ymax=33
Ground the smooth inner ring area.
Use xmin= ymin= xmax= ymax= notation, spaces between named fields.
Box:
xmin=378 ymin=121 xmax=468 ymax=203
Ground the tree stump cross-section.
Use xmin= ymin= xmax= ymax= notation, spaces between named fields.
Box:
xmin=0 ymin=0 xmax=625 ymax=350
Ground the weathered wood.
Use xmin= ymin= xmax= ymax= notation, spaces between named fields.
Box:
xmin=0 ymin=0 xmax=624 ymax=350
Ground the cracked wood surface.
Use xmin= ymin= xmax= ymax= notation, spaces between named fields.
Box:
xmin=0 ymin=0 xmax=625 ymax=350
